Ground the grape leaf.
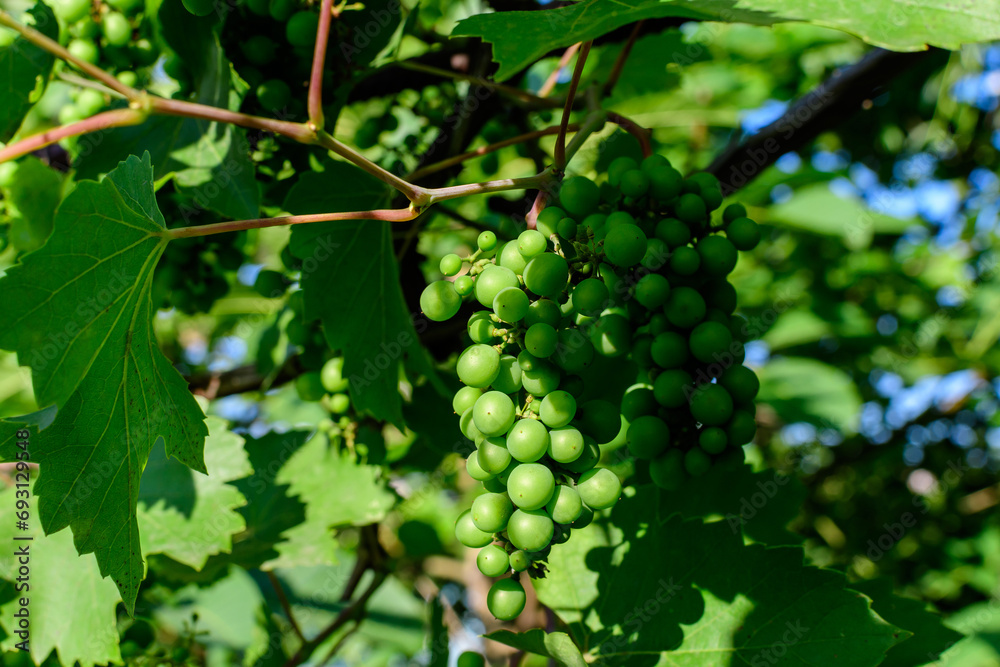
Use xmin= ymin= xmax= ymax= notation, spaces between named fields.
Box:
xmin=452 ymin=0 xmax=1000 ymax=82
xmin=286 ymin=165 xmax=429 ymax=425
xmin=0 ymin=153 xmax=208 ymax=614
xmin=0 ymin=2 xmax=57 ymax=142
xmin=485 ymin=630 xmax=587 ymax=667
xmin=533 ymin=487 xmax=905 ymax=666
xmin=137 ymin=416 xmax=251 ymax=570
xmin=850 ymin=579 xmax=963 ymax=667
xmin=0 ymin=483 xmax=122 ymax=667
xmin=756 ymin=356 xmax=862 ymax=433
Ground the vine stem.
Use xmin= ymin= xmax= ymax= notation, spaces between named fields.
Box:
xmin=396 ymin=60 xmax=560 ymax=109
xmin=0 ymin=9 xmax=139 ymax=100
xmin=0 ymin=109 xmax=146 ymax=163
xmin=266 ymin=572 xmax=306 ymax=642
xmin=538 ymin=42 xmax=581 ymax=98
xmin=554 ymin=40 xmax=593 ymax=171
xmin=423 ymin=171 xmax=553 ymax=205
xmin=314 ymin=129 xmax=427 ymax=201
xmin=166 ymin=208 xmax=419 ymax=239
xmin=606 ymin=110 xmax=652 ymax=157
xmin=307 ymin=0 xmax=335 ymax=130
xmin=603 ymin=20 xmax=644 ymax=97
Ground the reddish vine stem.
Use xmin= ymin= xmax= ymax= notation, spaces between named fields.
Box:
xmin=606 ymin=110 xmax=653 ymax=157
xmin=307 ymin=0 xmax=335 ymax=130
xmin=554 ymin=40 xmax=593 ymax=171
xmin=525 ymin=190 xmax=549 ymax=230
xmin=266 ymin=572 xmax=306 ymax=642
xmin=603 ymin=20 xmax=644 ymax=97
xmin=166 ymin=208 xmax=418 ymax=239
xmin=0 ymin=109 xmax=146 ymax=163
xmin=538 ymin=42 xmax=581 ymax=98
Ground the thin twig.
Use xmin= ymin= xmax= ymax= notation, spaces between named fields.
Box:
xmin=315 ymin=622 xmax=361 ymax=667
xmin=396 ymin=61 xmax=560 ymax=109
xmin=554 ymin=40 xmax=592 ymax=171
xmin=315 ymin=129 xmax=426 ymax=201
xmin=166 ymin=208 xmax=418 ymax=239
xmin=606 ymin=110 xmax=652 ymax=157
xmin=0 ymin=109 xmax=146 ymax=163
xmin=525 ymin=190 xmax=548 ymax=231
xmin=308 ymin=0 xmax=335 ymax=130
xmin=267 ymin=572 xmax=306 ymax=642
xmin=603 ymin=20 xmax=644 ymax=97
xmin=57 ymin=71 xmax=126 ymax=98
xmin=423 ymin=172 xmax=553 ymax=206
xmin=538 ymin=43 xmax=581 ymax=98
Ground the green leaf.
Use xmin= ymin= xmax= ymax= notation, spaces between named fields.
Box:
xmin=75 ymin=19 xmax=258 ymax=220
xmin=534 ymin=487 xmax=905 ymax=666
xmin=0 ymin=155 xmax=65 ymax=253
xmin=138 ymin=416 xmax=252 ymax=570
xmin=286 ymin=165 xmax=428 ymax=425
xmin=756 ymin=356 xmax=862 ymax=432
xmin=762 ymin=309 xmax=833 ymax=351
xmin=484 ymin=630 xmax=587 ymax=667
xmin=0 ymin=153 xmax=208 ymax=614
xmin=246 ymin=603 xmax=290 ymax=667
xmin=0 ymin=483 xmax=121 ymax=667
xmin=765 ymin=184 xmax=915 ymax=249
xmin=0 ymin=2 xmax=57 ymax=142
xmin=453 ymin=1 xmax=1000 ymax=82
xmin=850 ymin=579 xmax=963 ymax=667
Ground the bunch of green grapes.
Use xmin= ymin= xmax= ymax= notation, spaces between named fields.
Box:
xmin=421 ymin=153 xmax=762 ymax=621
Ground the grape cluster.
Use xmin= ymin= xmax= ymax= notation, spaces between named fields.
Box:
xmin=421 ymin=153 xmax=762 ymax=621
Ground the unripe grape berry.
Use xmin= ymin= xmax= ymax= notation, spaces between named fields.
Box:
xmin=453 ymin=386 xmax=483 ymax=414
xmin=455 ymin=509 xmax=494 ymax=547
xmin=608 ymin=156 xmax=638 ymax=187
xmin=563 ymin=437 xmax=601 ymax=473
xmin=664 ymin=287 xmax=706 ymax=329
xmin=685 ymin=448 xmax=712 ymax=476
xmin=699 ymin=427 xmax=728 ymax=454
xmin=509 ymin=550 xmax=529 ymax=572
xmin=727 ymin=217 xmax=761 ymax=250
xmin=536 ymin=206 xmax=564 ymax=237
xmin=651 ymin=332 xmax=688 ymax=369
xmin=457 ymin=345 xmax=501 ymax=388
xmin=257 ymin=79 xmax=291 ymax=110
xmin=487 ymin=578 xmax=526 ymax=620
xmin=648 ymin=166 xmax=683 ymax=200
xmin=477 ymin=544 xmax=510 ymax=577
xmin=506 ymin=509 xmax=554 ymax=551
xmin=559 ymin=176 xmax=600 ymax=218
xmin=68 ymin=39 xmax=100 ymax=65
xmin=454 ymin=275 xmax=475 ymax=296
xmin=521 ymin=358 xmax=561 ymax=397
xmin=674 ymin=193 xmax=707 ymax=225
xmin=440 ymin=253 xmax=463 ymax=276
xmin=492 ymin=355 xmax=522 ymax=394
xmin=570 ymin=278 xmax=609 ymax=317
xmin=295 ymin=371 xmax=325 ymax=402
xmin=475 ymin=264 xmax=519 ymax=308
xmin=577 ymin=468 xmax=621 ymax=510
xmin=458 ymin=652 xmax=487 ymax=667
xmin=547 ymin=426 xmax=584 ymax=463
xmin=546 ymin=485 xmax=583 ymax=524
xmin=723 ymin=203 xmax=748 ymax=223
xmin=286 ymin=11 xmax=319 ymax=46
xmin=720 ymin=365 xmax=759 ymax=404
xmin=650 ymin=449 xmax=685 ymax=490
xmin=619 ymin=169 xmax=650 ymax=198
xmin=320 ymin=357 xmax=349 ymax=393
xmin=460 ymin=407 xmax=486 ymax=443
xmin=55 ymin=0 xmax=91 ymax=22
xmin=697 ymin=235 xmax=738 ymax=276
xmin=506 ymin=418 xmax=549 ymax=462
xmin=478 ymin=436 xmax=512 ymax=474
xmin=493 ymin=286 xmax=530 ymax=323
xmin=466 ymin=451 xmax=495 ymax=481
xmin=76 ymin=88 xmax=106 ymax=117
xmin=478 ymin=230 xmax=498 ymax=252
xmin=507 ymin=463 xmax=555 ymax=510
xmin=633 ymin=273 xmax=670 ymax=310
xmin=517 ymin=229 xmax=547 ymax=258
xmin=656 ymin=218 xmax=690 ymax=248
xmin=627 ymin=415 xmax=670 ymax=459
xmin=182 ymin=0 xmax=214 ymax=15
xmin=603 ymin=225 xmax=647 ymax=268
xmin=525 ymin=323 xmax=557 ymax=358
xmin=474 ymin=391 xmax=516 ymax=437
xmin=689 ymin=321 xmax=733 ymax=364
xmin=471 ymin=492 xmax=513 ymax=532
xmin=553 ymin=328 xmax=595 ymax=374
xmin=689 ymin=384 xmax=734 ymax=426
xmin=524 ymin=299 xmax=561 ymax=328
xmin=420 ymin=280 xmax=461 ymax=322
xmin=669 ymin=245 xmax=700 ymax=275
xmin=726 ymin=409 xmax=757 ymax=446
xmin=467 ymin=311 xmax=498 ymax=344
xmin=653 ymin=369 xmax=693 ymax=408
xmin=640 ymin=154 xmax=670 ymax=174
xmin=589 ymin=313 xmax=631 ymax=357
xmin=269 ymin=0 xmax=296 ymax=21
xmin=539 ymin=390 xmax=576 ymax=428
xmin=524 ymin=253 xmax=569 ymax=298
xmin=557 ymin=217 xmax=578 ymax=239
xmin=102 ymin=11 xmax=132 ymax=46
xmin=688 ymin=172 xmax=723 ymax=210
xmin=242 ymin=35 xmax=277 ymax=65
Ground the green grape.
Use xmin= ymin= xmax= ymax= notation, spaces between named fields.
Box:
xmin=553 ymin=328 xmax=595 ymax=374
xmin=478 ymin=436 xmax=512 ymax=474
xmin=570 ymin=278 xmax=608 ymax=317
xmin=523 ymin=253 xmax=569 ymax=297
xmin=102 ymin=11 xmax=131 ymax=46
xmin=653 ymin=369 xmax=693 ymax=408
xmin=720 ymin=365 xmax=759 ymax=404
xmin=499 ymin=241 xmax=528 ymax=274
xmin=664 ymin=286 xmax=706 ymax=329
xmin=466 ymin=451 xmax=495 ymax=481
xmin=689 ymin=321 xmax=733 ymax=363
xmin=633 ymin=274 xmax=670 ymax=310
xmin=582 ymin=213 xmax=607 ymax=236
xmin=650 ymin=449 xmax=685 ymax=490
xmin=640 ymin=154 xmax=670 ymax=174
xmin=536 ymin=206 xmax=564 ymax=237
xmin=509 ymin=550 xmax=529 ymax=572
xmin=524 ymin=298 xmax=561 ymax=328
xmin=506 ymin=418 xmax=549 ymax=462
xmin=517 ymin=350 xmax=541 ymax=372
xmin=456 ymin=509 xmax=494 ymax=547
xmin=295 ymin=371 xmax=325 ymax=402
xmin=684 ymin=448 xmax=712 ymax=476
xmin=286 ymin=10 xmax=318 ymax=46
xmin=705 ymin=280 xmax=738 ymax=314
xmin=455 ymin=275 xmax=475 ymax=296
xmin=506 ymin=509 xmax=554 ymax=551
xmin=475 ymin=264 xmax=519 ymax=308
xmin=458 ymin=651 xmax=487 ymax=667
xmin=56 ymin=0 xmax=92 ymax=22
xmin=563 ymin=437 xmax=600 ymax=473
xmin=674 ymin=193 xmax=707 ymax=225
xmin=440 ymin=253 xmax=463 ymax=276
xmin=627 ymin=415 xmax=670 ymax=459
xmin=492 ymin=355 xmax=522 ymax=394
xmin=603 ymin=224 xmax=647 ymax=267
xmin=641 ymin=238 xmax=670 ymax=271
xmin=517 ymin=229 xmax=547 ymax=258
xmin=477 ymin=544 xmax=510 ymax=577
xmin=656 ymin=218 xmax=690 ymax=248
xmin=604 ymin=210 xmax=635 ymax=231
xmin=634 ymin=336 xmax=655 ymax=368
xmin=577 ymin=468 xmax=621 ymax=510
xmin=559 ymin=176 xmax=600 ymax=218
xmin=471 ymin=492 xmax=513 ymax=532
xmin=688 ymin=172 xmax=723 ymax=210
xmin=181 ymin=0 xmax=214 ymax=14
xmin=493 ymin=286 xmax=530 ymax=323
xmin=699 ymin=427 xmax=728 ymax=454
xmin=689 ymin=384 xmax=734 ymax=426
xmin=540 ymin=390 xmax=576 ymax=428
xmin=548 ymin=426 xmax=583 ymax=463
xmin=68 ymin=38 xmax=100 ymax=65
xmin=474 ymin=391 xmax=516 ymax=437
xmin=257 ymin=79 xmax=291 ymax=110
xmin=669 ymin=245 xmax=700 ymax=275
xmin=619 ymin=169 xmax=650 ymax=198
xmin=589 ymin=313 xmax=631 ymax=357
xmin=457 ymin=344 xmax=501 ymax=388
xmin=726 ymin=409 xmax=757 ymax=446
xmin=507 ymin=463 xmax=555 ymax=510
xmin=557 ymin=217 xmax=578 ymax=239
xmin=546 ymin=485 xmax=583 ymax=524
xmin=607 ymin=156 xmax=638 ymax=187
xmin=242 ymin=36 xmax=277 ymax=65
xmin=269 ymin=0 xmax=296 ymax=20
xmin=328 ymin=393 xmax=351 ymax=414
xmin=321 ymin=357 xmax=350 ymax=393
xmin=467 ymin=311 xmax=497 ymax=344
xmin=561 ymin=374 xmax=585 ymax=397
xmin=723 ymin=203 xmax=748 ymax=223
xmin=578 ymin=399 xmax=620 ymax=443
xmin=478 ymin=230 xmax=498 ymax=252
xmin=487 ymin=578 xmax=526 ymax=620
xmin=460 ymin=407 xmax=486 ymax=443
xmin=420 ymin=280 xmax=461 ymax=322
xmin=72 ymin=16 xmax=99 ymax=39
xmin=525 ymin=323 xmax=557 ymax=358
xmin=697 ymin=235 xmax=738 ymax=276
xmin=727 ymin=217 xmax=761 ymax=250
xmin=651 ymin=331 xmax=688 ymax=368
xmin=130 ymin=37 xmax=157 ymax=65
xmin=75 ymin=88 xmax=105 ymax=117
xmin=648 ymin=166 xmax=683 ymax=200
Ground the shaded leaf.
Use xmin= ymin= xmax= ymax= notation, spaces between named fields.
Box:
xmin=485 ymin=629 xmax=586 ymax=667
